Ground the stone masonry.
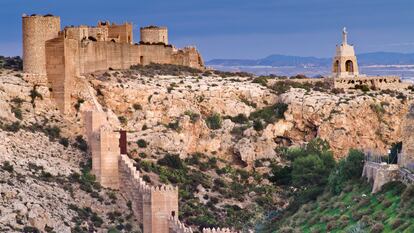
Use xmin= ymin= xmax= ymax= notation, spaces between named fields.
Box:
xmin=84 ymin=110 xmax=237 ymax=233
xmin=22 ymin=14 xmax=205 ymax=113
xmin=362 ymin=103 xmax=414 ymax=193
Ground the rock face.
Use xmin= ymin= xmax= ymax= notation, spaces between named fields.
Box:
xmin=281 ymin=89 xmax=410 ymax=158
xmin=77 ymin=70 xmax=412 ymax=163
xmin=0 ymin=71 xmax=137 ymax=232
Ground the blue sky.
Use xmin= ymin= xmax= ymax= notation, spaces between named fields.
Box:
xmin=1 ymin=0 xmax=414 ymax=60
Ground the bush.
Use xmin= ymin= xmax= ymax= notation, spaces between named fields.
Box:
xmin=184 ymin=110 xmax=200 ymax=123
xmin=328 ymin=149 xmax=364 ymax=194
xmin=118 ymin=116 xmax=127 ymax=125
xmin=1 ymin=161 xmax=14 ymax=172
xmin=59 ymin=137 xmax=69 ymax=147
xmin=206 ymin=113 xmax=222 ymax=130
xmin=253 ymin=119 xmax=264 ymax=131
xmin=75 ymin=135 xmax=88 ymax=152
xmin=157 ymin=154 xmax=185 ymax=170
xmin=230 ymin=113 xmax=249 ymax=124
xmin=137 ymin=139 xmax=148 ymax=148
xmin=250 ymin=102 xmax=288 ymax=124
xmin=252 ymin=76 xmax=269 ymax=86
xmin=167 ymin=121 xmax=180 ymax=131
xmin=133 ymin=103 xmax=142 ymax=110
xmin=370 ymin=223 xmax=384 ymax=233
xmin=23 ymin=226 xmax=40 ymax=233
xmin=402 ymin=185 xmax=414 ymax=202
xmin=269 ymin=165 xmax=292 ymax=186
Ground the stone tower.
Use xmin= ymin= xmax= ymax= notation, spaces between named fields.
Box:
xmin=84 ymin=111 xmax=120 ymax=189
xmin=22 ymin=14 xmax=61 ymax=76
xmin=140 ymin=26 xmax=168 ymax=44
xmin=332 ymin=27 xmax=359 ymax=78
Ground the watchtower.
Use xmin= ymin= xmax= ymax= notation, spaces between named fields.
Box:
xmin=332 ymin=28 xmax=359 ymax=78
xmin=22 ymin=14 xmax=61 ymax=75
xmin=140 ymin=26 xmax=168 ymax=44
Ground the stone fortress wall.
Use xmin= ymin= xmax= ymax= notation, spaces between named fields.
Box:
xmin=362 ymin=103 xmax=414 ymax=193
xmin=22 ymin=14 xmax=205 ymax=113
xmin=84 ymin=110 xmax=236 ymax=233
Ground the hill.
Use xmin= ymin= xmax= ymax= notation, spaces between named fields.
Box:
xmin=266 ymin=180 xmax=414 ymax=233
xmin=207 ymin=52 xmax=414 ymax=67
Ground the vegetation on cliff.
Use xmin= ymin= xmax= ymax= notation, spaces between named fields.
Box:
xmin=269 ymin=180 xmax=414 ymax=233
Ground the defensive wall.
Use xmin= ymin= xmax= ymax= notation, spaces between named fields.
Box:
xmin=84 ymin=110 xmax=236 ymax=233
xmin=22 ymin=14 xmax=205 ymax=114
xmin=362 ymin=103 xmax=414 ymax=193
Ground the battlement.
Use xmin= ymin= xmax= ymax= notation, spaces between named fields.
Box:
xmin=169 ymin=216 xmax=194 ymax=233
xmin=202 ymin=228 xmax=237 ymax=233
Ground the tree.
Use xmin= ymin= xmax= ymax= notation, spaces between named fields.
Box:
xmin=328 ymin=149 xmax=365 ymax=194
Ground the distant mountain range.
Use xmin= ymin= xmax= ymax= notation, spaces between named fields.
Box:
xmin=207 ymin=52 xmax=414 ymax=67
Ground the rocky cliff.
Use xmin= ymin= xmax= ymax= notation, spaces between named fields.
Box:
xmin=0 ymin=66 xmax=412 ymax=232
xmin=77 ymin=70 xmax=411 ymax=163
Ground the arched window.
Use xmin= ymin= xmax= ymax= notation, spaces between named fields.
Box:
xmin=333 ymin=60 xmax=340 ymax=73
xmin=345 ymin=60 xmax=354 ymax=73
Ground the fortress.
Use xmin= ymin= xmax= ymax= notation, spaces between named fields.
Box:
xmin=22 ymin=14 xmax=204 ymax=113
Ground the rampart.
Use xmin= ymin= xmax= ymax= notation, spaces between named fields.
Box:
xmin=84 ymin=110 xmax=238 ymax=233
xmin=362 ymin=162 xmax=400 ymax=193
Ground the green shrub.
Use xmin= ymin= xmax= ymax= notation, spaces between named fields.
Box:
xmin=3 ymin=121 xmax=21 ymax=132
xmin=74 ymin=99 xmax=84 ymax=112
xmin=133 ymin=103 xmax=142 ymax=110
xmin=269 ymin=165 xmax=292 ymax=186
xmin=11 ymin=106 xmax=22 ymax=120
xmin=157 ymin=154 xmax=185 ymax=170
xmin=206 ymin=113 xmax=222 ymax=130
xmin=23 ymin=226 xmax=40 ymax=233
xmin=167 ymin=121 xmax=180 ymax=131
xmin=1 ymin=161 xmax=14 ymax=172
xmin=249 ymin=102 xmax=288 ymax=124
xmin=253 ymin=119 xmax=264 ymax=131
xmin=184 ymin=110 xmax=200 ymax=123
xmin=44 ymin=125 xmax=61 ymax=140
xmin=118 ymin=116 xmax=127 ymax=125
xmin=252 ymin=76 xmax=269 ymax=86
xmin=137 ymin=139 xmax=148 ymax=148
xmin=230 ymin=113 xmax=249 ymax=124
xmin=75 ymin=135 xmax=88 ymax=152
xmin=402 ymin=185 xmax=414 ymax=202
xmin=59 ymin=137 xmax=69 ymax=147
xmin=143 ymin=174 xmax=151 ymax=183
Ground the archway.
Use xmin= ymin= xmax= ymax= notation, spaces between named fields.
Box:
xmin=345 ymin=60 xmax=354 ymax=73
xmin=333 ymin=60 xmax=340 ymax=73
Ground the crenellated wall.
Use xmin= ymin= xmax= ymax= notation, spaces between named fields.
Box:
xmin=169 ymin=217 xmax=194 ymax=233
xmin=119 ymin=153 xmax=179 ymax=233
xmin=85 ymin=111 xmax=238 ymax=233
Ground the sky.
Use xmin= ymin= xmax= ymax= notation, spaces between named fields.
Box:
xmin=1 ymin=0 xmax=414 ymax=60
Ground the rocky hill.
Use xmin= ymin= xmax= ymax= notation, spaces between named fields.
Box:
xmin=0 ymin=64 xmax=413 ymax=232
